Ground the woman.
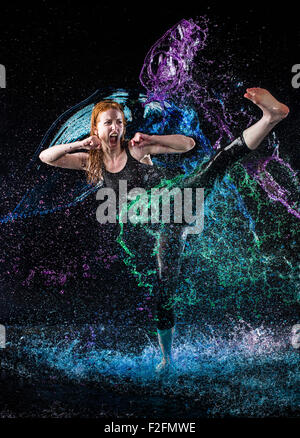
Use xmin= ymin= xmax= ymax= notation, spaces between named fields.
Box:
xmin=39 ymin=87 xmax=289 ymax=372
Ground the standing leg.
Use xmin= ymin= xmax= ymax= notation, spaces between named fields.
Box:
xmin=154 ymin=223 xmax=187 ymax=371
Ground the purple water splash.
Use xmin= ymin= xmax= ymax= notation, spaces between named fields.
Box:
xmin=139 ymin=17 xmax=299 ymax=220
xmin=246 ymin=148 xmax=300 ymax=220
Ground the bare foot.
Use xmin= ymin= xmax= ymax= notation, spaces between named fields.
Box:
xmin=244 ymin=88 xmax=289 ymax=124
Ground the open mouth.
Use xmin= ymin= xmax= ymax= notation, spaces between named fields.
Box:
xmin=109 ymin=134 xmax=118 ymax=145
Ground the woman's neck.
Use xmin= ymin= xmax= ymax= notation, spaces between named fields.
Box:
xmin=103 ymin=142 xmax=126 ymax=165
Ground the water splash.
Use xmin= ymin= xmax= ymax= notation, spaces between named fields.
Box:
xmin=2 ymin=322 xmax=299 ymax=417
xmin=0 ymin=16 xmax=299 ymax=418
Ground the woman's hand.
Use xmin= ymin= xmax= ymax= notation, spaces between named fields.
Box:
xmin=81 ymin=135 xmax=102 ymax=150
xmin=130 ymin=132 xmax=155 ymax=148
xmin=130 ymin=132 xmax=195 ymax=155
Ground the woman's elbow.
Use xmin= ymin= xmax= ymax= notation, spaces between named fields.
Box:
xmin=39 ymin=151 xmax=47 ymax=163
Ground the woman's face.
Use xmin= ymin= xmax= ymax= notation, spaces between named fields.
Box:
xmin=94 ymin=108 xmax=124 ymax=149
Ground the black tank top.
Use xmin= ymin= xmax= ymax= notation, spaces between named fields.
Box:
xmin=99 ymin=142 xmax=181 ymax=231
xmin=102 ymin=142 xmax=172 ymax=193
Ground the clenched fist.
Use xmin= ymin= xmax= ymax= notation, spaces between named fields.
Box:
xmin=130 ymin=132 xmax=155 ymax=148
xmin=81 ymin=135 xmax=102 ymax=150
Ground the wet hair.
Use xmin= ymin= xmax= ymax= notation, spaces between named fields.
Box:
xmin=85 ymin=100 xmax=127 ymax=184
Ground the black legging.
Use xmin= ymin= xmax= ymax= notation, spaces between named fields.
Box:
xmin=154 ymin=223 xmax=187 ymax=330
xmin=153 ymin=135 xmax=250 ymax=330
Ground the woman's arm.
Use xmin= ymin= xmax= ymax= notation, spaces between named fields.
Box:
xmin=39 ymin=135 xmax=100 ymax=170
xmin=130 ymin=132 xmax=195 ymax=158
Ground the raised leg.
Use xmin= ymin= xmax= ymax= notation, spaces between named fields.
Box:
xmin=242 ymin=88 xmax=289 ymax=150
xmin=177 ymin=88 xmax=290 ymax=192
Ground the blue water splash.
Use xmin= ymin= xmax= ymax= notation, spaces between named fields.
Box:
xmin=3 ymin=322 xmax=299 ymax=417
xmin=0 ymin=16 xmax=299 ymax=419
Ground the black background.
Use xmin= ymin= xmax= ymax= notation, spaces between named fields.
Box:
xmin=1 ymin=1 xmax=299 ymax=159
xmin=0 ymin=1 xmax=299 ymax=325
xmin=0 ymin=0 xmax=299 ymax=426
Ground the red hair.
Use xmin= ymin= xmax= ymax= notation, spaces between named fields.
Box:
xmin=85 ymin=100 xmax=127 ymax=184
